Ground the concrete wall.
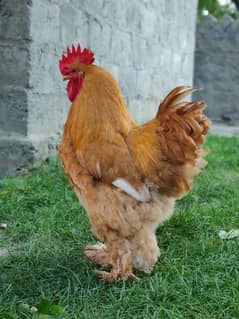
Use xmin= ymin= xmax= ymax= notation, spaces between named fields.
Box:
xmin=194 ymin=14 xmax=239 ymax=122
xmin=0 ymin=0 xmax=33 ymax=174
xmin=0 ymin=0 xmax=198 ymax=177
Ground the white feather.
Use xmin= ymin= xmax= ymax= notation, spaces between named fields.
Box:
xmin=112 ymin=178 xmax=150 ymax=202
xmin=96 ymin=161 xmax=101 ymax=178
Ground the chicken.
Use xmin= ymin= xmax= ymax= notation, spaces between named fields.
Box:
xmin=58 ymin=43 xmax=210 ymax=282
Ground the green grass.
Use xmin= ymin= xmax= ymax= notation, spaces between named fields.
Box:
xmin=0 ymin=135 xmax=239 ymax=319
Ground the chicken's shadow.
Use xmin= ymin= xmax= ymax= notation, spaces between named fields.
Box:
xmin=157 ymin=213 xmax=202 ymax=247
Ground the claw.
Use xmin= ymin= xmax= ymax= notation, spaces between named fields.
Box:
xmin=94 ymin=269 xmax=139 ymax=283
xmin=121 ymin=272 xmax=139 ymax=282
xmin=94 ymin=269 xmax=117 ymax=283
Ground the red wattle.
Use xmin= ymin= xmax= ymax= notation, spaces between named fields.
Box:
xmin=67 ymin=75 xmax=84 ymax=102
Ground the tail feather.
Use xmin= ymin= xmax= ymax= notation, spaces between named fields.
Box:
xmin=154 ymin=86 xmax=210 ymax=197
xmin=156 ymin=86 xmax=200 ymax=115
xmin=156 ymin=86 xmax=210 ymax=155
xmin=127 ymin=85 xmax=210 ymax=198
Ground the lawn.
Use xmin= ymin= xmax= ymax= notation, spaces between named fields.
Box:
xmin=0 ymin=135 xmax=239 ymax=319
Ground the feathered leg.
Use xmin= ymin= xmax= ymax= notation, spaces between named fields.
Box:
xmin=84 ymin=242 xmax=110 ymax=266
xmin=85 ymin=228 xmax=160 ymax=282
xmin=131 ymin=228 xmax=160 ymax=273
xmin=93 ymin=237 xmax=139 ymax=283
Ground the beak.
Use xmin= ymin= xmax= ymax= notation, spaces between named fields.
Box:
xmin=63 ymin=75 xmax=69 ymax=81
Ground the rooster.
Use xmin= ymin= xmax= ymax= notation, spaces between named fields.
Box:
xmin=58 ymin=43 xmax=210 ymax=282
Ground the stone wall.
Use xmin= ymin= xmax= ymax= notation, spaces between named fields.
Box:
xmin=0 ymin=0 xmax=198 ymax=177
xmin=0 ymin=0 xmax=32 ymax=174
xmin=194 ymin=14 xmax=239 ymax=122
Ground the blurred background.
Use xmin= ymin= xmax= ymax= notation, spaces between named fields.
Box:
xmin=0 ymin=0 xmax=238 ymax=177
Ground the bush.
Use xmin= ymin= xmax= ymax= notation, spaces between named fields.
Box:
xmin=198 ymin=0 xmax=239 ymax=19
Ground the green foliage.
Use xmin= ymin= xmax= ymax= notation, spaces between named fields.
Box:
xmin=0 ymin=314 xmax=16 ymax=319
xmin=0 ymin=135 xmax=239 ymax=318
xmin=0 ymin=299 xmax=67 ymax=319
xmin=198 ymin=0 xmax=239 ymax=19
xmin=35 ymin=299 xmax=66 ymax=319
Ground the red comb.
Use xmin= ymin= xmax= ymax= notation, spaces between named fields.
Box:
xmin=59 ymin=44 xmax=95 ymax=75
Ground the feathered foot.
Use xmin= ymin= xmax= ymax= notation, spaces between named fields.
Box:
xmin=94 ymin=248 xmax=139 ymax=283
xmin=95 ymin=269 xmax=139 ymax=283
xmin=84 ymin=243 xmax=110 ymax=266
